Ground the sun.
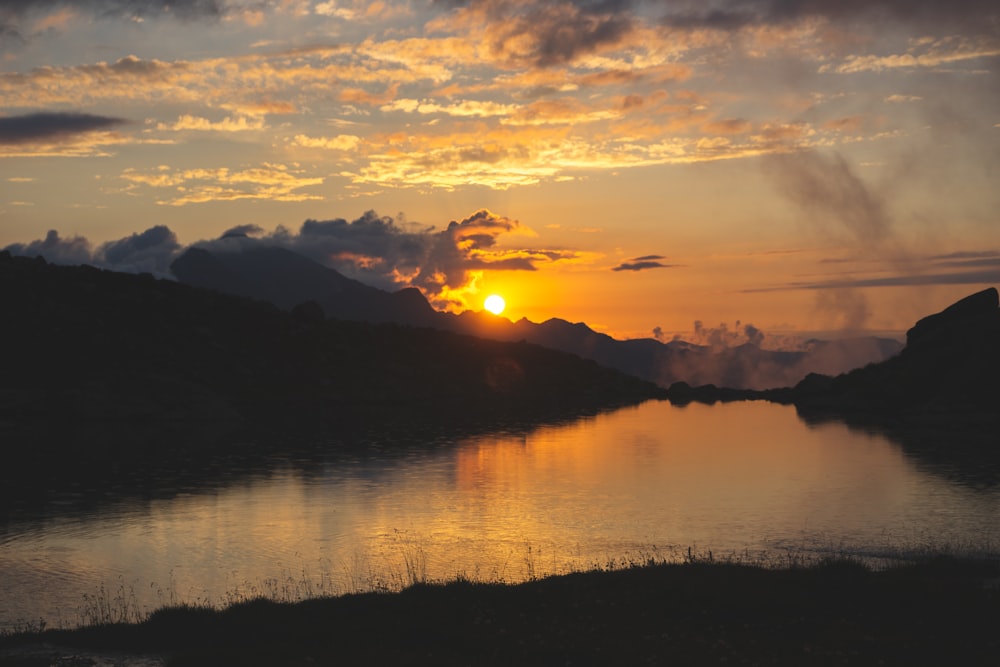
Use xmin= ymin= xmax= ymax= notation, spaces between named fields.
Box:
xmin=484 ymin=294 xmax=506 ymax=315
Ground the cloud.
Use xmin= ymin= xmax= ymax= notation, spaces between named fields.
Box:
xmin=120 ymin=163 xmax=324 ymax=205
xmin=1 ymin=0 xmax=226 ymax=42
xmin=3 ymin=224 xmax=180 ymax=276
xmin=293 ymin=134 xmax=362 ymax=151
xmin=766 ymin=150 xmax=891 ymax=247
xmin=753 ymin=270 xmax=1000 ymax=292
xmin=4 ymin=229 xmax=93 ymax=265
xmin=432 ymin=0 xmax=637 ymax=68
xmin=687 ymin=319 xmax=767 ymax=350
xmin=2 ymin=1 xmax=225 ymax=22
xmin=824 ymin=36 xmax=1000 ymax=74
xmin=764 ymin=149 xmax=904 ymax=330
xmin=611 ymin=255 xmax=675 ymax=272
xmin=98 ymin=225 xmax=180 ymax=274
xmin=156 ymin=114 xmax=265 ymax=132
xmin=0 ymin=111 xmax=127 ymax=144
xmin=926 ymin=251 xmax=1000 ymax=269
xmin=381 ymin=98 xmax=517 ymax=118
xmin=4 ymin=207 xmax=597 ymax=310
xmin=741 ymin=249 xmax=1000 ymax=300
xmin=659 ymin=1 xmax=999 ymax=31
xmin=221 ymin=223 xmax=264 ymax=238
xmin=193 ymin=208 xmax=585 ymax=309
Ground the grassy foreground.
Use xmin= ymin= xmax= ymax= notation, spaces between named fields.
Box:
xmin=2 ymin=557 xmax=999 ymax=666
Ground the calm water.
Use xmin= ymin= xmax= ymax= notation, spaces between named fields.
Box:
xmin=2 ymin=400 xmax=998 ymax=629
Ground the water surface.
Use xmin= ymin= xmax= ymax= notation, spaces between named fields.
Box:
xmin=2 ymin=400 xmax=997 ymax=630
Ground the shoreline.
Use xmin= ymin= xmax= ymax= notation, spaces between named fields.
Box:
xmin=3 ymin=554 xmax=999 ymax=666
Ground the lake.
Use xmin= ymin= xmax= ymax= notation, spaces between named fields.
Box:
xmin=2 ymin=399 xmax=998 ymax=630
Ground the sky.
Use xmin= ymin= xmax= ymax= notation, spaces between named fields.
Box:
xmin=2 ymin=0 xmax=998 ymax=341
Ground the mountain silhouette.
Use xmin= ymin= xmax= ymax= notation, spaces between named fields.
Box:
xmin=170 ymin=244 xmax=902 ymax=390
xmin=668 ymin=287 xmax=1000 ymax=426
xmin=793 ymin=287 xmax=1000 ymax=416
xmin=171 ymin=244 xmax=440 ymax=327
xmin=0 ymin=249 xmax=664 ymax=493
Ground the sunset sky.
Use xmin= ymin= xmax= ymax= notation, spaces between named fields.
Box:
xmin=2 ymin=0 xmax=998 ymax=340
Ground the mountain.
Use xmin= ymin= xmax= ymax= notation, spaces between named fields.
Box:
xmin=668 ymin=287 xmax=1000 ymax=422
xmin=792 ymin=287 xmax=1000 ymax=417
xmin=169 ymin=244 xmax=902 ymax=390
xmin=0 ymin=250 xmax=664 ymax=491
xmin=171 ymin=245 xmax=440 ymax=327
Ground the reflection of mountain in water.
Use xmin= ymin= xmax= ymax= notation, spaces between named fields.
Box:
xmin=171 ymin=244 xmax=902 ymax=390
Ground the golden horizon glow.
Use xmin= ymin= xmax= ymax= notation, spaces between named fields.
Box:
xmin=484 ymin=294 xmax=506 ymax=316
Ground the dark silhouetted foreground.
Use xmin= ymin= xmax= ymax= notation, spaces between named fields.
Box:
xmin=2 ymin=558 xmax=998 ymax=666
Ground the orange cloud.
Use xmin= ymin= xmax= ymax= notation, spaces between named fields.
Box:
xmin=292 ymin=134 xmax=362 ymax=151
xmin=120 ymin=163 xmax=324 ymax=205
xmin=339 ymin=83 xmax=399 ymax=106
xmin=156 ymin=114 xmax=267 ymax=132
xmin=823 ymin=35 xmax=1000 ymax=73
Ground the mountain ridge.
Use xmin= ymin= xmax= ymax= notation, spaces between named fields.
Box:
xmin=169 ymin=244 xmax=903 ymax=390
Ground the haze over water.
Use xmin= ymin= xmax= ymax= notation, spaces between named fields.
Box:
xmin=2 ymin=400 xmax=998 ymax=630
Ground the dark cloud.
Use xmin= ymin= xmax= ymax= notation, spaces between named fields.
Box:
xmin=743 ymin=269 xmax=1000 ymax=293
xmin=660 ymin=0 xmax=998 ymax=30
xmin=612 ymin=255 xmax=674 ymax=271
xmin=446 ymin=0 xmax=636 ymax=68
xmin=0 ymin=112 xmax=128 ymax=144
xmin=1 ymin=1 xmax=224 ymax=20
xmin=5 ymin=209 xmax=581 ymax=308
xmin=926 ymin=251 xmax=1000 ymax=270
xmin=4 ymin=225 xmax=180 ymax=276
xmin=928 ymin=251 xmax=1000 ymax=261
xmin=4 ymin=229 xmax=93 ymax=265
xmin=413 ymin=209 xmax=525 ymax=305
xmin=98 ymin=225 xmax=180 ymax=274
xmin=191 ymin=209 xmax=544 ymax=308
xmin=1 ymin=0 xmax=224 ymax=41
xmin=1 ymin=20 xmax=23 ymax=46
xmin=221 ymin=224 xmax=265 ymax=238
